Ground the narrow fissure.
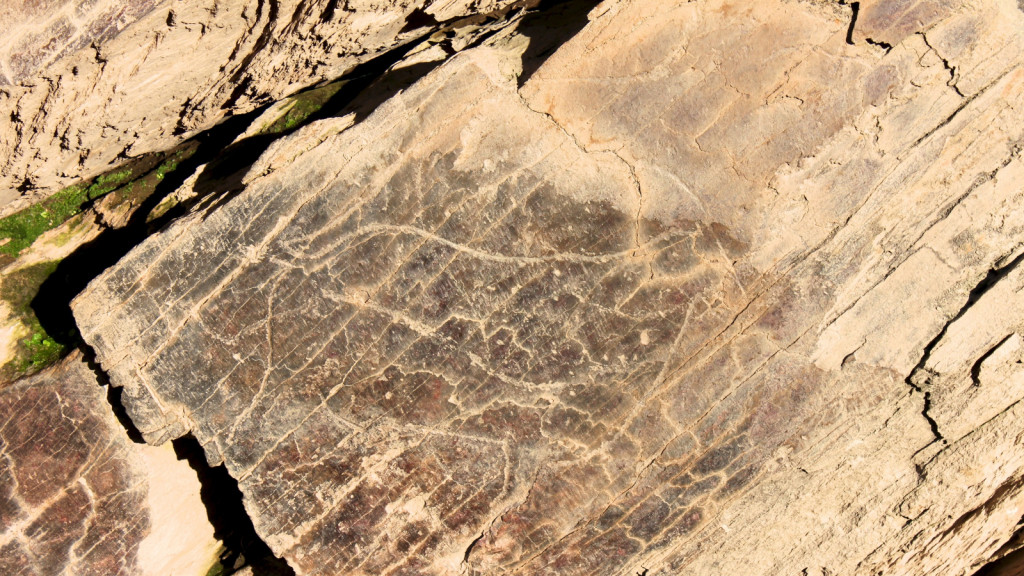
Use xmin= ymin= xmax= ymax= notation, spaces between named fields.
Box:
xmin=865 ymin=38 xmax=893 ymax=53
xmin=906 ymin=250 xmax=1024 ymax=442
xmin=844 ymin=1 xmax=860 ymax=45
xmin=971 ymin=333 xmax=1016 ymax=386
xmin=920 ymin=32 xmax=965 ymax=98
xmin=84 ymin=342 xmax=294 ymax=575
xmin=82 ymin=347 xmax=146 ymax=444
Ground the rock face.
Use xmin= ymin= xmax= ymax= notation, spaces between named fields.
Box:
xmin=0 ymin=0 xmax=523 ymax=211
xmin=71 ymin=0 xmax=1024 ymax=574
xmin=0 ymin=353 xmax=222 ymax=576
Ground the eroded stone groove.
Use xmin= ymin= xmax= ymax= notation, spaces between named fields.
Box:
xmin=71 ymin=0 xmax=1024 ymax=575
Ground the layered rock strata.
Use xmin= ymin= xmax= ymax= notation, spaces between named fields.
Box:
xmin=0 ymin=0 xmax=524 ymax=210
xmin=0 ymin=352 xmax=221 ymax=575
xmin=73 ymin=0 xmax=1024 ymax=574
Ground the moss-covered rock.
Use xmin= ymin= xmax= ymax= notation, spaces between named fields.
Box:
xmin=0 ymin=260 xmax=67 ymax=381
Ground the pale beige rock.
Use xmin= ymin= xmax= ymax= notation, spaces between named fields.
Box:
xmin=135 ymin=442 xmax=224 ymax=576
xmin=0 ymin=0 xmax=523 ymax=213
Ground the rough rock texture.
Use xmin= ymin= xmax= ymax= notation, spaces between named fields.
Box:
xmin=0 ymin=352 xmax=221 ymax=575
xmin=0 ymin=0 xmax=160 ymax=85
xmin=0 ymin=0 xmax=523 ymax=211
xmin=72 ymin=0 xmax=1024 ymax=574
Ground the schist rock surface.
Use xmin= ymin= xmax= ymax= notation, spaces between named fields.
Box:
xmin=0 ymin=352 xmax=221 ymax=576
xmin=71 ymin=0 xmax=1024 ymax=574
xmin=0 ymin=0 xmax=524 ymax=211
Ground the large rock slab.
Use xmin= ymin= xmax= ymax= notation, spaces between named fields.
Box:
xmin=0 ymin=0 xmax=523 ymax=211
xmin=73 ymin=0 xmax=1024 ymax=574
xmin=0 ymin=353 xmax=221 ymax=575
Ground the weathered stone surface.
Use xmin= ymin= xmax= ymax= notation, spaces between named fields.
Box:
xmin=0 ymin=0 xmax=160 ymax=86
xmin=0 ymin=0 xmax=524 ymax=212
xmin=0 ymin=353 xmax=221 ymax=575
xmin=72 ymin=0 xmax=1024 ymax=574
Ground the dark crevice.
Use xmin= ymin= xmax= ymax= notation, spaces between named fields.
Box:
xmin=319 ymin=0 xmax=339 ymax=22
xmin=81 ymin=343 xmax=147 ymax=444
xmin=906 ymin=250 xmax=1024 ymax=442
xmin=173 ymin=434 xmax=295 ymax=576
xmin=81 ymin=335 xmax=291 ymax=573
xmin=105 ymin=384 xmax=146 ymax=444
xmin=844 ymin=1 xmax=860 ymax=45
xmin=919 ymin=391 xmax=942 ymax=441
xmin=919 ymin=32 xmax=965 ymax=98
xmin=975 ymin=517 xmax=1024 ymax=575
xmin=975 ymin=545 xmax=1024 ymax=576
xmin=223 ymin=76 xmax=257 ymax=112
xmin=181 ymin=1 xmax=556 ymax=216
xmin=865 ymin=37 xmax=893 ymax=52
xmin=516 ymin=0 xmax=602 ymax=87
xmin=181 ymin=27 xmax=448 ymax=219
xmin=463 ymin=532 xmax=485 ymax=564
xmin=172 ymin=97 xmax=194 ymax=136
xmin=972 ymin=333 xmax=1016 ymax=386
xmin=400 ymin=7 xmax=440 ymax=32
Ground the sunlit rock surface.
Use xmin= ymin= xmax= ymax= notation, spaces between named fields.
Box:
xmin=0 ymin=0 xmax=522 ymax=210
xmin=73 ymin=0 xmax=1024 ymax=574
xmin=0 ymin=353 xmax=221 ymax=576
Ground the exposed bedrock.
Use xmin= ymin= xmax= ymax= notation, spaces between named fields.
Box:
xmin=0 ymin=0 xmax=526 ymax=211
xmin=0 ymin=352 xmax=222 ymax=575
xmin=71 ymin=0 xmax=1024 ymax=574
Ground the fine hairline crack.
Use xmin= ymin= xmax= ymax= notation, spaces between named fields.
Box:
xmin=514 ymin=88 xmax=646 ymax=254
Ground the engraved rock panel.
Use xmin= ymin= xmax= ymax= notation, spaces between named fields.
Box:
xmin=73 ymin=0 xmax=1024 ymax=574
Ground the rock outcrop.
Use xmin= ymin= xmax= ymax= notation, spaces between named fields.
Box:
xmin=70 ymin=0 xmax=1024 ymax=574
xmin=0 ymin=352 xmax=221 ymax=575
xmin=0 ymin=0 xmax=525 ymax=211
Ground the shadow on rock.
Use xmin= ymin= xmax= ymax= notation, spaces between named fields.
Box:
xmin=517 ymin=0 xmax=603 ymax=87
xmin=173 ymin=435 xmax=296 ymax=576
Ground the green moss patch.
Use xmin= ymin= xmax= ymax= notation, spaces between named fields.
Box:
xmin=259 ymin=80 xmax=347 ymax=136
xmin=100 ymin=147 xmax=196 ymax=214
xmin=204 ymin=559 xmax=228 ymax=576
xmin=0 ymin=260 xmax=69 ymax=380
xmin=0 ymin=145 xmax=197 ymax=264
xmin=0 ymin=144 xmax=199 ymax=382
xmin=0 ymin=173 xmax=129 ymax=260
